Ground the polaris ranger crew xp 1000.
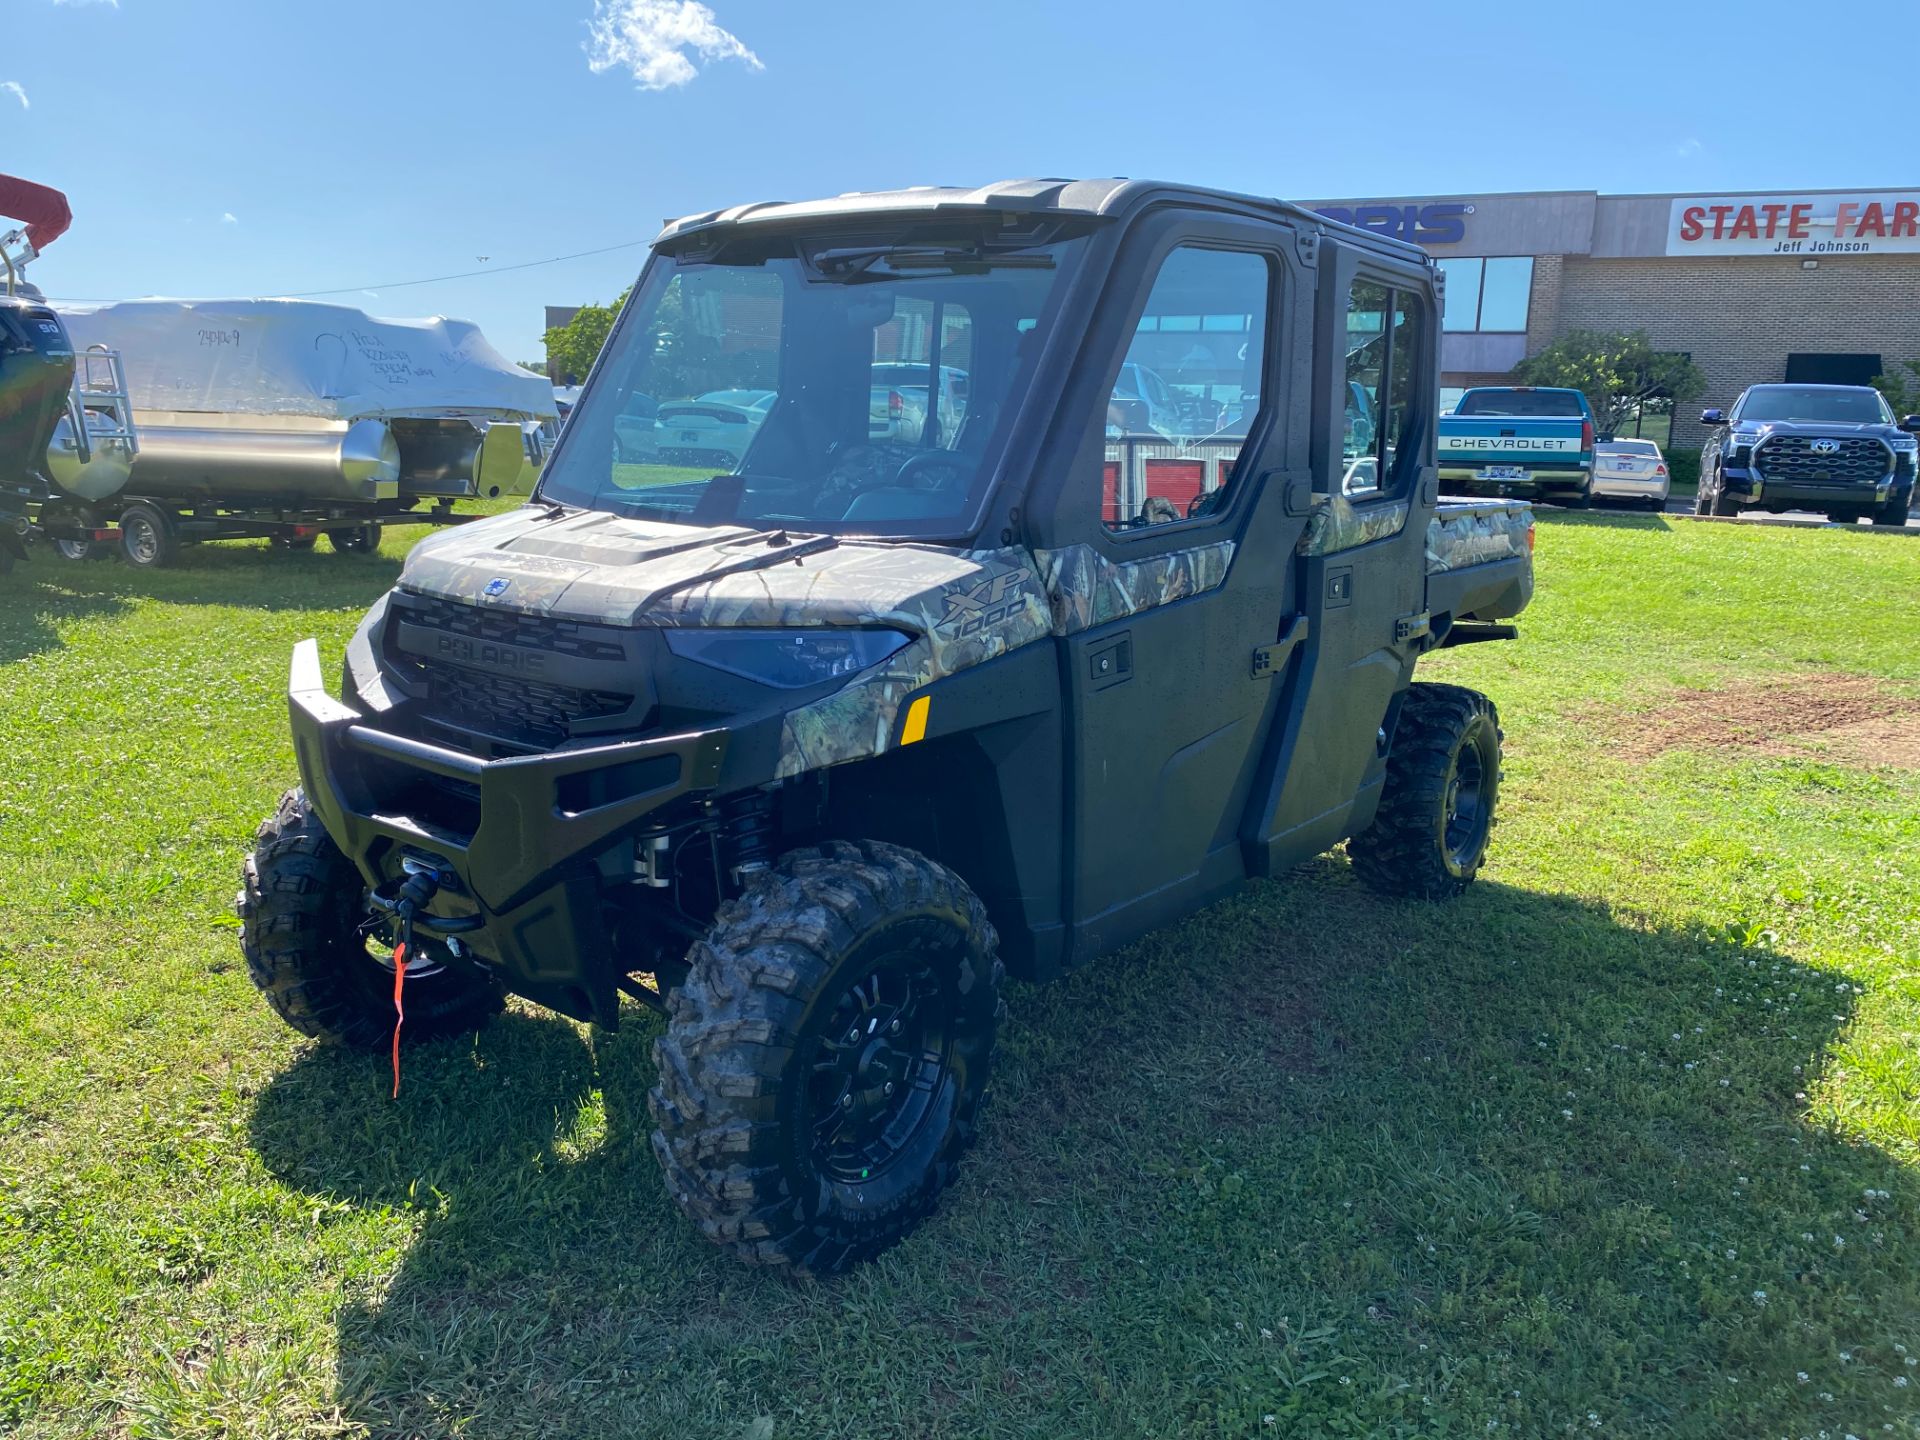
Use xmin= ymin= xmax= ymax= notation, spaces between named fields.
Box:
xmin=241 ymin=179 xmax=1535 ymax=1275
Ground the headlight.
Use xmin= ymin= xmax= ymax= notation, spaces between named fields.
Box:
xmin=1888 ymin=434 xmax=1917 ymax=452
xmin=663 ymin=627 xmax=913 ymax=688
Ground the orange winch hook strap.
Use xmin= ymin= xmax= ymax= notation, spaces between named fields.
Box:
xmin=390 ymin=940 xmax=407 ymax=1099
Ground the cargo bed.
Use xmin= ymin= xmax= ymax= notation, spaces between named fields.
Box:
xmin=1426 ymin=497 xmax=1533 ymax=625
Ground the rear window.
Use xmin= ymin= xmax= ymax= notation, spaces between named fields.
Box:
xmin=1456 ymin=389 xmax=1586 ymax=418
xmin=1600 ymin=440 xmax=1659 ymax=456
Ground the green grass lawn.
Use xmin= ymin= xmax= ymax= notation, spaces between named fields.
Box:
xmin=3 ymin=514 xmax=1919 ymax=1439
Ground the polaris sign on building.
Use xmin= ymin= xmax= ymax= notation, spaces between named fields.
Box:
xmin=1303 ymin=186 xmax=1920 ymax=453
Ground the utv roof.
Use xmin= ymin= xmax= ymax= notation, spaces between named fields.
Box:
xmin=655 ymin=177 xmax=1431 ymax=265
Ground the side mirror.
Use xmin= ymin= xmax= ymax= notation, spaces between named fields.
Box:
xmin=1700 ymin=408 xmax=1726 ymax=425
xmin=1901 ymin=414 xmax=1920 ymax=433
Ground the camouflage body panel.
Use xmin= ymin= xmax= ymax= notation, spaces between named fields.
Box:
xmin=1032 ymin=540 xmax=1235 ymax=635
xmin=771 ymin=547 xmax=1052 ymax=777
xmin=1297 ymin=494 xmax=1411 ymax=557
xmin=1426 ymin=501 xmax=1533 ymax=573
xmin=396 ymin=505 xmax=1054 ymax=778
xmin=394 ymin=507 xmax=1254 ymax=779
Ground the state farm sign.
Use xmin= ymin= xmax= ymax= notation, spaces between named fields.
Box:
xmin=1667 ymin=193 xmax=1920 ymax=256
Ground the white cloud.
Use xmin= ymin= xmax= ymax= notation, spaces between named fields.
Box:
xmin=1675 ymin=137 xmax=1703 ymax=158
xmin=1 ymin=82 xmax=27 ymax=110
xmin=585 ymin=0 xmax=763 ymax=91
xmin=221 ymin=212 xmax=238 ymax=224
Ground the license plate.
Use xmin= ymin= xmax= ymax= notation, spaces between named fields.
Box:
xmin=1478 ymin=465 xmax=1530 ymax=481
xmin=680 ymin=430 xmax=700 ymax=442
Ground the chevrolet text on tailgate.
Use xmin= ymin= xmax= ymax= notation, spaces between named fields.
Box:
xmin=238 ymin=179 xmax=1535 ymax=1275
xmin=1439 ymin=386 xmax=1595 ymax=507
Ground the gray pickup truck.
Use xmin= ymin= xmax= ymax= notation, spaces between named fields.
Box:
xmin=239 ymin=178 xmax=1533 ymax=1275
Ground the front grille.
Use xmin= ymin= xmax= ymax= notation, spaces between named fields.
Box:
xmin=387 ymin=592 xmax=640 ymax=747
xmin=399 ymin=593 xmax=625 ymax=661
xmin=1753 ymin=435 xmax=1890 ymax=488
xmin=424 ymin=666 xmax=630 ymax=747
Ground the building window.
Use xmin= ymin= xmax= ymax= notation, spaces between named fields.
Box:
xmin=1437 ymin=256 xmax=1534 ymax=333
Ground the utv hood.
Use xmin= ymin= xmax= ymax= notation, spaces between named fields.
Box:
xmin=398 ymin=504 xmax=1051 ymax=642
xmin=397 ymin=505 xmax=1058 ymax=779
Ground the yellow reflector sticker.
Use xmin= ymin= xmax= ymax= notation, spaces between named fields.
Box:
xmin=900 ymin=695 xmax=931 ymax=746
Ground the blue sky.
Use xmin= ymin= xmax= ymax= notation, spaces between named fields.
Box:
xmin=4 ymin=0 xmax=1912 ymax=363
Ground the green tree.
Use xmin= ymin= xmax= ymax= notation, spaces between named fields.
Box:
xmin=1509 ymin=329 xmax=1708 ymax=437
xmin=1871 ymin=360 xmax=1920 ymax=421
xmin=543 ymin=290 xmax=629 ymax=385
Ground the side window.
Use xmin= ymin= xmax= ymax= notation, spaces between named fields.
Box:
xmin=1101 ymin=246 xmax=1271 ymax=531
xmin=1341 ymin=279 xmax=1426 ymax=498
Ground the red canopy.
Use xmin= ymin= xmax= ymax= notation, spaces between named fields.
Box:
xmin=0 ymin=174 xmax=73 ymax=251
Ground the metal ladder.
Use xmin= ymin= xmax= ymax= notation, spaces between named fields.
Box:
xmin=62 ymin=344 xmax=139 ymax=464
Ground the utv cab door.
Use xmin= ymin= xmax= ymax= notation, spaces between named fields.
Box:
xmin=1240 ymin=237 xmax=1439 ymax=873
xmin=1031 ymin=210 xmax=1319 ymax=966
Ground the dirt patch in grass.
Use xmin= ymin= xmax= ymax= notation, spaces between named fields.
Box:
xmin=1609 ymin=674 xmax=1920 ymax=768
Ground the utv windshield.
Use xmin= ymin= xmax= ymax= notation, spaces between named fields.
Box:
xmin=1735 ymin=387 xmax=1893 ymax=426
xmin=538 ymin=225 xmax=1089 ymax=535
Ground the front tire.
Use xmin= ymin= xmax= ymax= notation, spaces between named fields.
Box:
xmin=1349 ymin=684 xmax=1503 ymax=901
xmin=237 ymin=788 xmax=502 ymax=1050
xmin=651 ymin=840 xmax=1003 ymax=1276
xmin=1872 ymin=494 xmax=1910 ymax=528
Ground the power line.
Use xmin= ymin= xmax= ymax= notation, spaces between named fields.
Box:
xmin=280 ymin=238 xmax=651 ymax=297
xmin=39 ymin=237 xmax=653 ymax=305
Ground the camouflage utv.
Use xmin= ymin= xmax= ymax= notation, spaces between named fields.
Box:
xmin=240 ymin=179 xmax=1535 ymax=1274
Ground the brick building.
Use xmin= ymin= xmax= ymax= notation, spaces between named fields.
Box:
xmin=1303 ymin=188 xmax=1920 ymax=452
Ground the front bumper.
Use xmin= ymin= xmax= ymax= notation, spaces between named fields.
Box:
xmin=287 ymin=640 xmax=726 ymax=1023
xmin=1720 ymin=464 xmax=1893 ymax=507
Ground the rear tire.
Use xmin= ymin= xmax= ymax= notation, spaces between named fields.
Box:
xmin=119 ymin=503 xmax=176 ymax=568
xmin=651 ymin=840 xmax=1003 ymax=1276
xmin=1563 ymin=489 xmax=1593 ymax=511
xmin=1349 ymin=684 xmax=1503 ymax=901
xmin=237 ymin=788 xmax=502 ymax=1051
xmin=328 ymin=522 xmax=382 ymax=554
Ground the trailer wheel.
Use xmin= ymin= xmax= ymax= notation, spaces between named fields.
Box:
xmin=119 ymin=503 xmax=177 ymax=569
xmin=1349 ymin=683 xmax=1503 ymax=902
xmin=237 ymin=788 xmax=503 ymax=1051
xmin=54 ymin=538 xmax=107 ymax=561
xmin=327 ymin=523 xmax=382 ymax=555
xmin=651 ymin=840 xmax=1003 ymax=1276
xmin=270 ymin=533 xmax=318 ymax=552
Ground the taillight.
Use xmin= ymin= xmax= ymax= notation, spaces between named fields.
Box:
xmin=1525 ymin=524 xmax=1536 ymax=553
xmin=1655 ymin=464 xmax=1667 ymax=475
xmin=889 ymin=391 xmax=904 ymax=418
xmin=1581 ymin=419 xmax=1595 ymax=450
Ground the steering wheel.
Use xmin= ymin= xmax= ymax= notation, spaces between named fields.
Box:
xmin=893 ymin=450 xmax=969 ymax=490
